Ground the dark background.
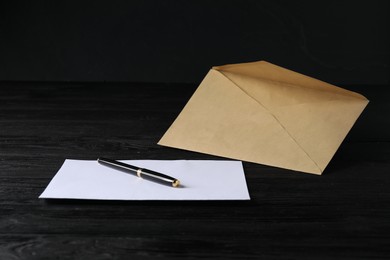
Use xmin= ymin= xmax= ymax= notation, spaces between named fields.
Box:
xmin=0 ymin=0 xmax=388 ymax=85
xmin=1 ymin=1 xmax=390 ymax=258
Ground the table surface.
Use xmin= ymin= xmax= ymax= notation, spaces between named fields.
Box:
xmin=0 ymin=82 xmax=389 ymax=259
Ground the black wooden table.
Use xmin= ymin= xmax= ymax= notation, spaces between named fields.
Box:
xmin=1 ymin=82 xmax=389 ymax=259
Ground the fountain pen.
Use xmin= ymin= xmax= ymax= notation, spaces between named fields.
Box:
xmin=97 ymin=157 xmax=180 ymax=187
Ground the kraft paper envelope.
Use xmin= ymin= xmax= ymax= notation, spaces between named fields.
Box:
xmin=158 ymin=61 xmax=369 ymax=175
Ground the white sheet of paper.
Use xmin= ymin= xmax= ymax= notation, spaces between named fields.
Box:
xmin=39 ymin=159 xmax=250 ymax=200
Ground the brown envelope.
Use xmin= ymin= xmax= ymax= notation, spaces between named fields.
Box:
xmin=158 ymin=61 xmax=369 ymax=175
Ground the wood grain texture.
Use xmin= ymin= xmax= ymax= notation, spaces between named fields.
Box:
xmin=0 ymin=82 xmax=389 ymax=259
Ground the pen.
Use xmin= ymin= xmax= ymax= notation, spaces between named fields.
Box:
xmin=97 ymin=157 xmax=180 ymax=187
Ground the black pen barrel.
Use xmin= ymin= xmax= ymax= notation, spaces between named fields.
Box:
xmin=97 ymin=157 xmax=180 ymax=187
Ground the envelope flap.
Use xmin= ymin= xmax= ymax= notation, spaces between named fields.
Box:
xmin=216 ymin=69 xmax=367 ymax=110
xmin=214 ymin=61 xmax=366 ymax=99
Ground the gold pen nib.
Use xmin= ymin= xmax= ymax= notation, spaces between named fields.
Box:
xmin=172 ymin=179 xmax=180 ymax=188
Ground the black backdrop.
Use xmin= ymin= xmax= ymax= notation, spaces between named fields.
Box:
xmin=0 ymin=0 xmax=388 ymax=85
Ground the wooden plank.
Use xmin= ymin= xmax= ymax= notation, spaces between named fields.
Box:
xmin=0 ymin=82 xmax=389 ymax=259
